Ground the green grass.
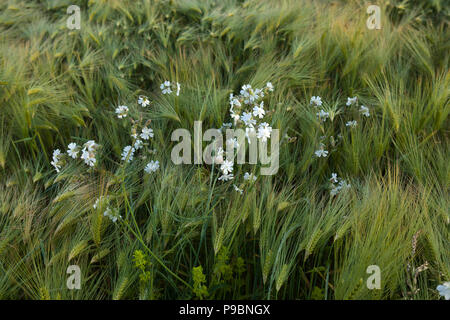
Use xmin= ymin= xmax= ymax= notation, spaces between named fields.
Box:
xmin=0 ymin=0 xmax=448 ymax=300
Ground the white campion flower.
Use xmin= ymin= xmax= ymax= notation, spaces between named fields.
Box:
xmin=121 ymin=145 xmax=135 ymax=162
xmin=229 ymin=93 xmax=241 ymax=108
xmin=138 ymin=96 xmax=150 ymax=107
xmin=220 ymin=159 xmax=233 ymax=175
xmin=253 ymin=101 xmax=265 ymax=119
xmin=230 ymin=111 xmax=240 ymax=124
xmin=218 ymin=173 xmax=233 ymax=181
xmin=144 ymin=160 xmax=160 ymax=173
xmin=67 ymin=142 xmax=79 ymax=159
xmin=134 ymin=139 xmax=143 ymax=150
xmin=244 ymin=172 xmax=257 ymax=182
xmin=79 ymin=140 xmax=98 ymax=167
xmin=160 ymin=81 xmax=172 ymax=94
xmin=310 ymin=96 xmax=322 ymax=107
xmin=50 ymin=149 xmax=63 ymax=172
xmin=214 ymin=147 xmax=224 ymax=164
xmin=81 ymin=149 xmax=96 ymax=167
xmin=245 ymin=127 xmax=256 ymax=144
xmin=360 ymin=105 xmax=370 ymax=117
xmin=176 ymin=82 xmax=181 ymax=96
xmin=314 ymin=143 xmax=328 ymax=158
xmin=103 ymin=207 xmax=121 ymax=223
xmin=257 ymin=122 xmax=272 ymax=142
xmin=330 ymin=173 xmax=338 ymax=183
xmin=266 ymin=82 xmax=274 ymax=92
xmin=346 ymin=120 xmax=357 ymax=128
xmin=241 ymin=112 xmax=256 ymax=127
xmin=436 ymin=282 xmax=450 ymax=300
xmin=346 ymin=96 xmax=357 ymax=106
xmin=316 ymin=109 xmax=330 ymax=122
xmin=233 ymin=184 xmax=243 ymax=194
xmin=115 ymin=105 xmax=129 ymax=119
xmin=140 ymin=127 xmax=154 ymax=140
xmin=226 ymin=138 xmax=239 ymax=149
xmin=93 ymin=198 xmax=100 ymax=209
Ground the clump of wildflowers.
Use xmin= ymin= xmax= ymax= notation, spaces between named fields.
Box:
xmin=329 ymin=173 xmax=351 ymax=197
xmin=50 ymin=149 xmax=64 ymax=172
xmin=160 ymin=81 xmax=181 ymax=96
xmin=115 ymin=105 xmax=129 ymax=119
xmin=144 ymin=160 xmax=160 ymax=174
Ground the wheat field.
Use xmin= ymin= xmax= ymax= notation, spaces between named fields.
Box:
xmin=0 ymin=0 xmax=448 ymax=300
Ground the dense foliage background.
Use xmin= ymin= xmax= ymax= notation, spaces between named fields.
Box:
xmin=0 ymin=0 xmax=448 ymax=299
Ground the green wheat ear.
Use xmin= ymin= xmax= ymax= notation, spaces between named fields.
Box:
xmin=262 ymin=249 xmax=274 ymax=284
xmin=213 ymin=227 xmax=225 ymax=255
xmin=113 ymin=276 xmax=129 ymax=300
xmin=304 ymin=229 xmax=322 ymax=261
xmin=276 ymin=264 xmax=290 ymax=292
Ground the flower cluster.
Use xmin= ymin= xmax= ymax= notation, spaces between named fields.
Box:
xmin=213 ymin=83 xmax=275 ymax=184
xmin=329 ymin=173 xmax=351 ymax=197
xmin=229 ymin=83 xmax=274 ymax=145
xmin=93 ymin=197 xmax=121 ymax=223
xmin=50 ymin=140 xmax=99 ymax=172
xmin=50 ymin=149 xmax=63 ymax=172
xmin=160 ymin=80 xmax=181 ymax=96
xmin=311 ymin=95 xmax=371 ymax=158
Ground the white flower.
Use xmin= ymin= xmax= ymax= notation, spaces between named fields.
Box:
xmin=103 ymin=207 xmax=121 ymax=223
xmin=231 ymin=111 xmax=240 ymax=124
xmin=218 ymin=173 xmax=233 ymax=181
xmin=240 ymin=84 xmax=261 ymax=104
xmin=160 ymin=81 xmax=172 ymax=94
xmin=244 ymin=172 xmax=257 ymax=182
xmin=144 ymin=160 xmax=160 ymax=173
xmin=346 ymin=96 xmax=357 ymax=106
xmin=176 ymin=82 xmax=181 ymax=96
xmin=245 ymin=127 xmax=256 ymax=144
xmin=316 ymin=109 xmax=330 ymax=122
xmin=67 ymin=143 xmax=79 ymax=159
xmin=115 ymin=105 xmax=129 ymax=119
xmin=315 ymin=144 xmax=328 ymax=158
xmin=138 ymin=96 xmax=150 ymax=107
xmin=330 ymin=173 xmax=338 ymax=183
xmin=229 ymin=93 xmax=241 ymax=108
xmin=360 ymin=105 xmax=370 ymax=117
xmin=214 ymin=147 xmax=224 ymax=164
xmin=233 ymin=184 xmax=243 ymax=194
xmin=257 ymin=122 xmax=272 ymax=142
xmin=121 ymin=145 xmax=135 ymax=162
xmin=226 ymin=138 xmax=239 ymax=149
xmin=241 ymin=112 xmax=256 ymax=127
xmin=220 ymin=160 xmax=233 ymax=175
xmin=134 ymin=139 xmax=143 ymax=150
xmin=93 ymin=198 xmax=100 ymax=209
xmin=315 ymin=149 xmax=328 ymax=157
xmin=81 ymin=149 xmax=96 ymax=167
xmin=78 ymin=140 xmax=98 ymax=167
xmin=266 ymin=82 xmax=274 ymax=92
xmin=346 ymin=120 xmax=357 ymax=128
xmin=50 ymin=149 xmax=63 ymax=172
xmin=437 ymin=282 xmax=450 ymax=300
xmin=253 ymin=101 xmax=265 ymax=119
xmin=140 ymin=127 xmax=154 ymax=140
xmin=310 ymin=96 xmax=322 ymax=107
